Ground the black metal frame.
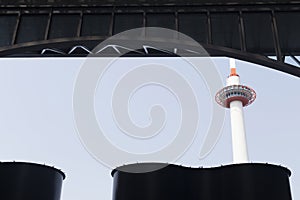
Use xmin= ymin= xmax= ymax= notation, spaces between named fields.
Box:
xmin=0 ymin=1 xmax=299 ymax=77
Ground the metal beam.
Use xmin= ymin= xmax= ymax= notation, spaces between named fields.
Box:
xmin=0 ymin=0 xmax=298 ymax=7
xmin=0 ymin=37 xmax=299 ymax=78
xmin=0 ymin=1 xmax=299 ymax=78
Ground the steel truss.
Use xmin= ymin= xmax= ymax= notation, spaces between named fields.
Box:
xmin=0 ymin=0 xmax=299 ymax=77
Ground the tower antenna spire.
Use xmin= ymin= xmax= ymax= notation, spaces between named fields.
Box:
xmin=229 ymin=58 xmax=237 ymax=76
xmin=215 ymin=58 xmax=256 ymax=163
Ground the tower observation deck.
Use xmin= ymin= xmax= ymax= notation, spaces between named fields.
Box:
xmin=216 ymin=59 xmax=256 ymax=163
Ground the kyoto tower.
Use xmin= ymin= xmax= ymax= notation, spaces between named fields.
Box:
xmin=215 ymin=59 xmax=256 ymax=163
xmin=112 ymin=58 xmax=293 ymax=200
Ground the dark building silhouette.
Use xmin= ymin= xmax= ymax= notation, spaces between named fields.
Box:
xmin=0 ymin=162 xmax=65 ymax=200
xmin=112 ymin=163 xmax=292 ymax=200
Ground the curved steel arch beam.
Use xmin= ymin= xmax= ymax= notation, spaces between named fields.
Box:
xmin=0 ymin=37 xmax=108 ymax=56
xmin=0 ymin=37 xmax=299 ymax=78
xmin=202 ymin=44 xmax=300 ymax=78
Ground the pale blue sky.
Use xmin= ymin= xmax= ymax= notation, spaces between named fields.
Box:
xmin=0 ymin=57 xmax=299 ymax=200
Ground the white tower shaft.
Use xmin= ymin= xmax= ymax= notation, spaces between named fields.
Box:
xmin=229 ymin=100 xmax=248 ymax=163
xmin=226 ymin=73 xmax=249 ymax=163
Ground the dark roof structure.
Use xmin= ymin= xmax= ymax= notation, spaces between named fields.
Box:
xmin=0 ymin=0 xmax=297 ymax=6
xmin=0 ymin=0 xmax=299 ymax=76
